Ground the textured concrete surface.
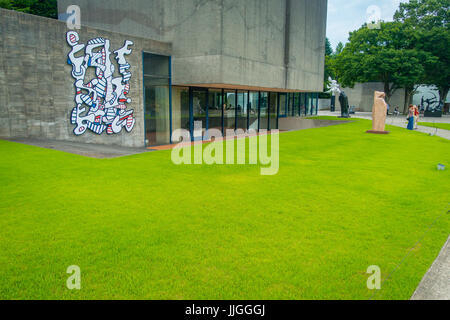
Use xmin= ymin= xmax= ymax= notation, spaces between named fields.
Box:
xmin=411 ymin=236 xmax=450 ymax=300
xmin=319 ymin=111 xmax=450 ymax=140
xmin=57 ymin=0 xmax=327 ymax=92
xmin=335 ymin=83 xmax=406 ymax=112
xmin=0 ymin=8 xmax=171 ymax=148
xmin=4 ymin=138 xmax=151 ymax=158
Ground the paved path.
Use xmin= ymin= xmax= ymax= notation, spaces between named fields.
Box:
xmin=3 ymin=138 xmax=151 ymax=158
xmin=319 ymin=111 xmax=450 ymax=140
xmin=411 ymin=236 xmax=450 ymax=300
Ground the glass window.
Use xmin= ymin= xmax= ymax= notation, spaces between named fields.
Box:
xmin=306 ymin=93 xmax=311 ymax=115
xmin=143 ymin=53 xmax=171 ymax=146
xmin=294 ymin=93 xmax=300 ymax=116
xmin=172 ymin=86 xmax=189 ymax=142
xmin=248 ymin=92 xmax=259 ymax=131
xmin=314 ymin=93 xmax=319 ymax=115
xmin=279 ymin=93 xmax=287 ymax=117
xmin=224 ymin=90 xmax=236 ymax=134
xmin=299 ymin=93 xmax=306 ymax=116
xmin=236 ymin=90 xmax=248 ymax=133
xmin=269 ymin=92 xmax=277 ymax=130
xmin=192 ymin=89 xmax=207 ymax=140
xmin=208 ymin=89 xmax=223 ymax=133
xmin=260 ymin=92 xmax=269 ymax=130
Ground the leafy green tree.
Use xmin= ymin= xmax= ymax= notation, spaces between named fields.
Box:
xmin=0 ymin=0 xmax=12 ymax=10
xmin=325 ymin=37 xmax=333 ymax=56
xmin=332 ymin=21 xmax=435 ymax=112
xmin=334 ymin=42 xmax=344 ymax=56
xmin=322 ymin=37 xmax=335 ymax=98
xmin=0 ymin=0 xmax=57 ymax=19
xmin=394 ymin=0 xmax=450 ymax=104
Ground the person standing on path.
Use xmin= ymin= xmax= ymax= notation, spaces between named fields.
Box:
xmin=414 ymin=105 xmax=420 ymax=129
xmin=407 ymin=105 xmax=415 ymax=130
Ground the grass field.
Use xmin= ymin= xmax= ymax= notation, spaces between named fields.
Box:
xmin=418 ymin=122 xmax=450 ymax=131
xmin=0 ymin=118 xmax=449 ymax=300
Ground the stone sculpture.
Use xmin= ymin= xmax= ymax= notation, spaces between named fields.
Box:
xmin=367 ymin=91 xmax=389 ymax=134
xmin=338 ymin=91 xmax=350 ymax=118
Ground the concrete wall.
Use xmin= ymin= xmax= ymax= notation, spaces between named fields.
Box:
xmin=57 ymin=0 xmax=327 ymax=92
xmin=341 ymin=83 xmax=406 ymax=112
xmin=0 ymin=9 xmax=171 ymax=147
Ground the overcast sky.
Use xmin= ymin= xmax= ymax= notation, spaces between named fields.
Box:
xmin=326 ymin=0 xmax=409 ymax=50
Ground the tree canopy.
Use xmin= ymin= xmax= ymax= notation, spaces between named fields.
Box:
xmin=0 ymin=0 xmax=57 ymax=19
xmin=394 ymin=0 xmax=450 ymax=102
xmin=332 ymin=21 xmax=435 ymax=107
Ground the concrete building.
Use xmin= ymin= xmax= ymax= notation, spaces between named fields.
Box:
xmin=340 ymin=83 xmax=406 ymax=113
xmin=0 ymin=0 xmax=328 ymax=148
xmin=333 ymin=83 xmax=449 ymax=114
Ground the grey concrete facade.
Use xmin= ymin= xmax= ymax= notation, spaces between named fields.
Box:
xmin=58 ymin=0 xmax=327 ymax=92
xmin=0 ymin=8 xmax=171 ymax=147
xmin=341 ymin=83 xmax=406 ymax=112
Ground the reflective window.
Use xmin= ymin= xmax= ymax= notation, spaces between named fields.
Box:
xmin=294 ymin=93 xmax=300 ymax=116
xmin=260 ymin=92 xmax=269 ymax=130
xmin=306 ymin=93 xmax=311 ymax=115
xmin=192 ymin=89 xmax=207 ymax=140
xmin=143 ymin=52 xmax=171 ymax=146
xmin=299 ymin=93 xmax=306 ymax=116
xmin=172 ymin=86 xmax=189 ymax=142
xmin=279 ymin=94 xmax=287 ymax=117
xmin=287 ymin=93 xmax=294 ymax=117
xmin=248 ymin=92 xmax=259 ymax=131
xmin=236 ymin=91 xmax=248 ymax=133
xmin=208 ymin=89 xmax=223 ymax=133
xmin=269 ymin=92 xmax=277 ymax=130
xmin=224 ymin=90 xmax=236 ymax=134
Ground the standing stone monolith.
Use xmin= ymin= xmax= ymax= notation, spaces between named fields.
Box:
xmin=367 ymin=91 xmax=389 ymax=134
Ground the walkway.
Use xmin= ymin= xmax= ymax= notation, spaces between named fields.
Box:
xmin=318 ymin=111 xmax=450 ymax=140
xmin=411 ymin=236 xmax=450 ymax=300
xmin=4 ymin=138 xmax=151 ymax=158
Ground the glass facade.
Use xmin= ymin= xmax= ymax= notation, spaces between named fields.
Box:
xmin=145 ymin=79 xmax=319 ymax=145
xmin=279 ymin=93 xmax=287 ymax=117
xmin=208 ymin=89 xmax=223 ymax=133
xmin=236 ymin=91 xmax=248 ymax=134
xmin=299 ymin=93 xmax=306 ymax=116
xmin=223 ymin=90 xmax=236 ymax=134
xmin=143 ymin=52 xmax=171 ymax=146
xmin=248 ymin=91 xmax=259 ymax=131
xmin=269 ymin=92 xmax=277 ymax=130
xmin=259 ymin=92 xmax=269 ymax=130
xmin=172 ymin=86 xmax=189 ymax=143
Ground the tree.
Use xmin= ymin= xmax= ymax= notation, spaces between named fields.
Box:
xmin=325 ymin=37 xmax=333 ymax=56
xmin=332 ymin=21 xmax=435 ymax=112
xmin=334 ymin=42 xmax=344 ymax=56
xmin=321 ymin=37 xmax=335 ymax=98
xmin=0 ymin=0 xmax=57 ymax=19
xmin=394 ymin=0 xmax=450 ymax=104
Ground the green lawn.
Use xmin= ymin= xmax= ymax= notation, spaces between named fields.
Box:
xmin=418 ymin=122 xmax=450 ymax=131
xmin=0 ymin=118 xmax=449 ymax=300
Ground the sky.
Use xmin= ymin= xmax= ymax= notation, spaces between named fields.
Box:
xmin=327 ymin=0 xmax=409 ymax=50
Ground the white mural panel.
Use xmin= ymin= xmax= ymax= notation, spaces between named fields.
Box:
xmin=66 ymin=31 xmax=135 ymax=136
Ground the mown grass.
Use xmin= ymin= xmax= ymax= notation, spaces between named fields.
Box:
xmin=418 ymin=122 xmax=450 ymax=131
xmin=0 ymin=118 xmax=449 ymax=300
